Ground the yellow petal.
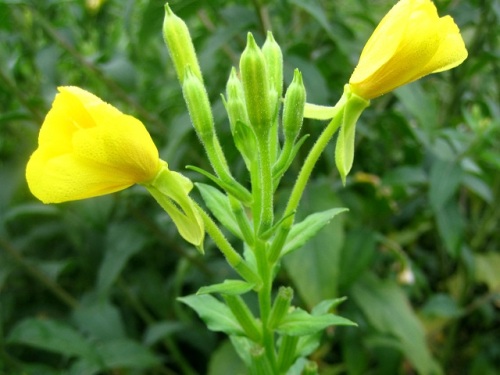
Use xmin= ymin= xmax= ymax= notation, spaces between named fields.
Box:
xmin=26 ymin=86 xmax=160 ymax=203
xmin=349 ymin=0 xmax=467 ymax=99
xmin=26 ymin=148 xmax=137 ymax=203
xmin=351 ymin=0 xmax=411 ymax=83
xmin=72 ymin=114 xmax=159 ymax=183
xmin=422 ymin=16 xmax=468 ymax=74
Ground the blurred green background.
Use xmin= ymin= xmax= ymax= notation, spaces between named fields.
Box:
xmin=1 ymin=0 xmax=499 ymax=374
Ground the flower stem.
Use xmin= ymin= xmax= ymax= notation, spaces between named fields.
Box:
xmin=269 ymin=95 xmax=347 ymax=261
xmin=197 ymin=206 xmax=261 ymax=287
xmin=254 ymin=238 xmax=277 ymax=370
xmin=257 ymin=135 xmax=274 ymax=234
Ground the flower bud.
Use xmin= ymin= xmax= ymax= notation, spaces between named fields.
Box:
xmin=239 ymin=33 xmax=272 ymax=136
xmin=282 ymin=69 xmax=306 ymax=142
xmin=226 ymin=67 xmax=250 ymax=132
xmin=182 ymin=66 xmax=214 ymax=139
xmin=225 ymin=68 xmax=257 ymax=166
xmin=262 ymin=31 xmax=283 ymax=100
xmin=268 ymin=286 xmax=293 ymax=328
xmin=163 ymin=4 xmax=203 ymax=84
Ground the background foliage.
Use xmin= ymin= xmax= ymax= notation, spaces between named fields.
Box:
xmin=1 ymin=0 xmax=499 ymax=374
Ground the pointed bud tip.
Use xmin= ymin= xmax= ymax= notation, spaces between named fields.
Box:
xmin=292 ymin=69 xmax=303 ymax=84
xmin=246 ymin=32 xmax=257 ymax=47
xmin=164 ymin=3 xmax=172 ymax=15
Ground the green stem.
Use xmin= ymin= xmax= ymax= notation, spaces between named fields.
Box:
xmin=197 ymin=206 xmax=261 ymax=287
xmin=251 ymin=154 xmax=263 ymax=229
xmin=257 ymin=135 xmax=274 ymax=234
xmin=203 ymin=133 xmax=252 ymax=203
xmin=269 ymin=96 xmax=347 ymax=260
xmin=254 ymin=238 xmax=277 ymax=370
xmin=229 ymin=196 xmax=255 ymax=247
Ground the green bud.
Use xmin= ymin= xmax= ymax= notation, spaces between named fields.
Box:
xmin=268 ymin=286 xmax=293 ymax=328
xmin=163 ymin=4 xmax=203 ymax=84
xmin=226 ymin=67 xmax=250 ymax=132
xmin=182 ymin=66 xmax=214 ymax=139
xmin=282 ymin=69 xmax=306 ymax=142
xmin=335 ymin=84 xmax=370 ymax=185
xmin=262 ymin=31 xmax=283 ymax=100
xmin=225 ymin=68 xmax=257 ymax=166
xmin=239 ymin=33 xmax=272 ymax=136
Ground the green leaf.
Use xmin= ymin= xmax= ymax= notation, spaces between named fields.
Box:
xmin=208 ymin=340 xmax=246 ymax=375
xmin=429 ymin=158 xmax=462 ymax=211
xmin=283 ymin=180 xmax=346 ymax=308
xmin=178 ymin=294 xmax=245 ymax=336
xmin=72 ymin=299 xmax=126 ymax=341
xmin=276 ymin=308 xmax=356 ymax=336
xmin=338 ymin=228 xmax=377 ymax=290
xmin=394 ymin=81 xmax=438 ymax=133
xmin=311 ymin=297 xmax=348 ymax=315
xmin=196 ymin=183 xmax=242 ymax=238
xmin=420 ymin=294 xmax=464 ymax=319
xmin=283 ymin=207 xmax=348 ymax=256
xmin=97 ymin=223 xmax=147 ymax=295
xmin=95 ymin=339 xmax=160 ymax=369
xmin=435 ymin=201 xmax=464 ymax=258
xmin=197 ymin=279 xmax=255 ymax=296
xmin=463 ymin=173 xmax=493 ymax=203
xmin=294 ymin=298 xmax=352 ymax=359
xmin=287 ymin=0 xmax=350 ymax=43
xmin=474 ymin=252 xmax=500 ymax=292
xmin=351 ymin=273 xmax=442 ymax=375
xmin=6 ymin=318 xmax=98 ymax=362
xmin=143 ymin=321 xmax=184 ymax=346
xmin=229 ymin=335 xmax=254 ymax=367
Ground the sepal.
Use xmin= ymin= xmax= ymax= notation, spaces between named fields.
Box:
xmin=334 ymin=85 xmax=370 ymax=185
xmin=143 ymin=161 xmax=204 ymax=250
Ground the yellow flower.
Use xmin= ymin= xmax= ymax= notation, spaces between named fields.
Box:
xmin=26 ymin=86 xmax=160 ymax=203
xmin=349 ymin=0 xmax=468 ymax=99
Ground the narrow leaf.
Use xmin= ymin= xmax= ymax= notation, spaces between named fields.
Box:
xmin=178 ymin=294 xmax=244 ymax=336
xmin=276 ymin=308 xmax=356 ymax=336
xmin=7 ymin=318 xmax=98 ymax=362
xmin=96 ymin=339 xmax=159 ymax=369
xmin=196 ymin=183 xmax=242 ymax=238
xmin=283 ymin=208 xmax=348 ymax=256
xmin=197 ymin=280 xmax=255 ymax=296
